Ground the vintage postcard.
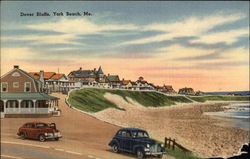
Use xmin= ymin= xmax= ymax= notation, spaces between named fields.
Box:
xmin=0 ymin=1 xmax=249 ymax=159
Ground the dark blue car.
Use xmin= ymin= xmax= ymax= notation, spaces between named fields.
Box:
xmin=108 ymin=128 xmax=165 ymax=159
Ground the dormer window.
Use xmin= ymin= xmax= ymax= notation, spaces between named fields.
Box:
xmin=24 ymin=82 xmax=31 ymax=92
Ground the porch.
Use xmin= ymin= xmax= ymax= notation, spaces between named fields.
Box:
xmin=0 ymin=92 xmax=59 ymax=118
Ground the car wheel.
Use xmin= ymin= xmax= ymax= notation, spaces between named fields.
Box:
xmin=20 ymin=133 xmax=26 ymax=140
xmin=112 ymin=143 xmax=119 ymax=153
xmin=39 ymin=135 xmax=46 ymax=142
xmin=55 ymin=138 xmax=59 ymax=141
xmin=136 ymin=149 xmax=144 ymax=159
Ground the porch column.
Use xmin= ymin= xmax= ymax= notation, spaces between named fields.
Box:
xmin=33 ymin=100 xmax=36 ymax=113
xmin=3 ymin=100 xmax=7 ymax=113
xmin=28 ymin=101 xmax=31 ymax=112
xmin=18 ymin=100 xmax=22 ymax=113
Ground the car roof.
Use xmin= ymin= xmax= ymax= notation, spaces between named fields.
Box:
xmin=25 ymin=122 xmax=48 ymax=125
xmin=119 ymin=128 xmax=146 ymax=132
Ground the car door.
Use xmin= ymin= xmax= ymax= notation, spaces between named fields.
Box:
xmin=117 ymin=130 xmax=126 ymax=150
xmin=123 ymin=130 xmax=133 ymax=152
xmin=25 ymin=123 xmax=35 ymax=138
xmin=31 ymin=123 xmax=45 ymax=139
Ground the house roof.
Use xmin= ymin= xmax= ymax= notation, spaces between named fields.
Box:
xmin=50 ymin=74 xmax=65 ymax=80
xmin=0 ymin=67 xmax=41 ymax=85
xmin=0 ymin=93 xmax=59 ymax=100
xmin=106 ymin=75 xmax=120 ymax=82
xmin=148 ymin=83 xmax=156 ymax=87
xmin=29 ymin=72 xmax=56 ymax=79
xmin=97 ymin=66 xmax=104 ymax=74
xmin=69 ymin=69 xmax=96 ymax=78
xmin=29 ymin=72 xmax=40 ymax=79
xmin=121 ymin=80 xmax=130 ymax=85
xmin=156 ymin=86 xmax=163 ymax=89
xmin=137 ymin=80 xmax=148 ymax=84
xmin=131 ymin=81 xmax=137 ymax=85
xmin=16 ymin=69 xmax=41 ymax=84
xmin=164 ymin=85 xmax=173 ymax=89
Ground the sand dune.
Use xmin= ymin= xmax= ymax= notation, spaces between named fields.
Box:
xmin=93 ymin=93 xmax=249 ymax=158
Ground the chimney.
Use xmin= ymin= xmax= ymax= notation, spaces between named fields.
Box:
xmin=94 ymin=68 xmax=96 ymax=72
xmin=80 ymin=67 xmax=82 ymax=70
xmin=108 ymin=73 xmax=110 ymax=76
xmin=14 ymin=65 xmax=19 ymax=69
xmin=39 ymin=70 xmax=44 ymax=82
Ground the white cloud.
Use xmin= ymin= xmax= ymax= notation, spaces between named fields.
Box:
xmin=3 ymin=18 xmax=137 ymax=45
xmin=26 ymin=18 xmax=137 ymax=34
xmin=3 ymin=34 xmax=80 ymax=45
xmin=157 ymin=44 xmax=216 ymax=60
xmin=121 ymin=13 xmax=246 ymax=45
xmin=190 ymin=28 xmax=249 ymax=44
xmin=24 ymin=34 xmax=80 ymax=45
xmin=221 ymin=47 xmax=249 ymax=61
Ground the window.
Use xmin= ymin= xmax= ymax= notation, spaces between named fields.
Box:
xmin=24 ymin=82 xmax=31 ymax=92
xmin=36 ymin=123 xmax=48 ymax=128
xmin=121 ymin=131 xmax=131 ymax=137
xmin=25 ymin=124 xmax=35 ymax=128
xmin=13 ymin=82 xmax=19 ymax=88
xmin=1 ymin=82 xmax=8 ymax=92
xmin=132 ymin=131 xmax=149 ymax=138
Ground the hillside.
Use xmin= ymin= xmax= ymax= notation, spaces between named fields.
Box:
xmin=68 ymin=88 xmax=192 ymax=112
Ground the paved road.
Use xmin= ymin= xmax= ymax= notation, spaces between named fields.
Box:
xmin=1 ymin=143 xmax=92 ymax=159
xmin=1 ymin=93 xmax=173 ymax=159
xmin=1 ymin=141 xmax=172 ymax=159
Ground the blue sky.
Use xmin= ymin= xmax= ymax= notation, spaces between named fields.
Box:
xmin=1 ymin=1 xmax=249 ymax=91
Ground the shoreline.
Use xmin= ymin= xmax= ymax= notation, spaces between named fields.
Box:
xmin=90 ymin=94 xmax=249 ymax=158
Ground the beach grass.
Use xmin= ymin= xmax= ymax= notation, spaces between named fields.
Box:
xmin=166 ymin=148 xmax=202 ymax=159
xmin=188 ymin=95 xmax=250 ymax=102
xmin=68 ymin=88 xmax=192 ymax=112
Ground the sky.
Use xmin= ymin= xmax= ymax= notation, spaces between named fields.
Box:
xmin=1 ymin=1 xmax=249 ymax=92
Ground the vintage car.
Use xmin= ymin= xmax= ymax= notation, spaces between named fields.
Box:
xmin=17 ymin=122 xmax=62 ymax=142
xmin=108 ymin=128 xmax=165 ymax=159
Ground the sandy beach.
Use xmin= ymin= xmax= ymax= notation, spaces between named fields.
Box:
xmin=93 ymin=93 xmax=249 ymax=158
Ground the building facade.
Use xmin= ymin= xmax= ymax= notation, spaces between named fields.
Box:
xmin=29 ymin=71 xmax=71 ymax=93
xmin=0 ymin=66 xmax=59 ymax=118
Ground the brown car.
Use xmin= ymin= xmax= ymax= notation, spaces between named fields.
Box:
xmin=17 ymin=122 xmax=62 ymax=142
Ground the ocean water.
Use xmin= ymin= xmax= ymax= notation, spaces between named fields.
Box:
xmin=205 ymin=104 xmax=250 ymax=130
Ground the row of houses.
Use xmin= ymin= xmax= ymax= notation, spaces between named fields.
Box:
xmin=28 ymin=66 xmax=176 ymax=94
xmin=0 ymin=65 xmax=175 ymax=118
xmin=0 ymin=65 xmax=199 ymax=118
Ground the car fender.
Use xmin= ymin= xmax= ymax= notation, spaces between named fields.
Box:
xmin=108 ymin=139 xmax=120 ymax=147
xmin=18 ymin=131 xmax=25 ymax=137
xmin=133 ymin=145 xmax=145 ymax=153
xmin=36 ymin=132 xmax=45 ymax=139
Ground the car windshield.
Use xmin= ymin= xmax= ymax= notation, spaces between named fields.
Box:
xmin=36 ymin=123 xmax=48 ymax=128
xmin=132 ymin=131 xmax=149 ymax=138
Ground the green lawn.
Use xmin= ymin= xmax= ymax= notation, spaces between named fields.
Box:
xmin=188 ymin=95 xmax=250 ymax=102
xmin=68 ymin=88 xmax=192 ymax=112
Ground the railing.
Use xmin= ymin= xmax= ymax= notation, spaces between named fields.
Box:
xmin=164 ymin=137 xmax=191 ymax=152
xmin=5 ymin=108 xmax=49 ymax=114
